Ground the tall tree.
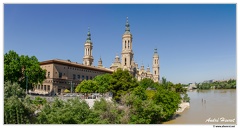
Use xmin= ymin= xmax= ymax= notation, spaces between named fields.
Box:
xmin=153 ymin=88 xmax=181 ymax=121
xmin=93 ymin=74 xmax=112 ymax=94
xmin=4 ymin=50 xmax=46 ymax=90
xmin=109 ymin=69 xmax=139 ymax=101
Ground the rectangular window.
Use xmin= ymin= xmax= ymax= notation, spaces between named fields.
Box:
xmin=59 ymin=72 xmax=62 ymax=78
xmin=73 ymin=74 xmax=76 ymax=80
xmin=90 ymin=76 xmax=92 ymax=80
xmin=47 ymin=72 xmax=50 ymax=78
xmin=86 ymin=76 xmax=88 ymax=80
xmin=82 ymin=75 xmax=84 ymax=80
xmin=77 ymin=75 xmax=80 ymax=79
xmin=48 ymin=85 xmax=50 ymax=91
xmin=41 ymin=85 xmax=43 ymax=90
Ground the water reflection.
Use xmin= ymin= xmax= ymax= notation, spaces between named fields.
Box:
xmin=164 ymin=89 xmax=236 ymax=124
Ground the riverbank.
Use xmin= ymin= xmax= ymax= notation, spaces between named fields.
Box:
xmin=176 ymin=102 xmax=190 ymax=113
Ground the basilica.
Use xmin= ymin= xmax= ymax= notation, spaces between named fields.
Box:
xmin=82 ymin=17 xmax=160 ymax=82
xmin=35 ymin=17 xmax=160 ymax=95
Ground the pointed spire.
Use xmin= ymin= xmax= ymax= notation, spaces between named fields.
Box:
xmin=154 ymin=48 xmax=157 ymax=53
xmin=86 ymin=27 xmax=91 ymax=43
xmin=124 ymin=17 xmax=131 ymax=34
xmin=147 ymin=64 xmax=150 ymax=73
xmin=98 ymin=56 xmax=103 ymax=68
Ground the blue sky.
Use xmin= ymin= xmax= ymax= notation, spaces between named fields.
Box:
xmin=4 ymin=4 xmax=236 ymax=84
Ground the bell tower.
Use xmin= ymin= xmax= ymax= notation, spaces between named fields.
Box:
xmin=152 ymin=48 xmax=160 ymax=82
xmin=83 ymin=27 xmax=94 ymax=66
xmin=121 ymin=17 xmax=134 ymax=70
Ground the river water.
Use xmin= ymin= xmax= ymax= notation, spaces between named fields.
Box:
xmin=164 ymin=89 xmax=236 ymax=124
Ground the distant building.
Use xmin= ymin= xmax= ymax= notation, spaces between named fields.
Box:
xmin=32 ymin=17 xmax=160 ymax=95
xmin=203 ymin=79 xmax=214 ymax=83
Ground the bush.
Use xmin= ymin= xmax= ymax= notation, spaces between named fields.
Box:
xmin=64 ymin=89 xmax=70 ymax=93
xmin=183 ymin=94 xmax=190 ymax=102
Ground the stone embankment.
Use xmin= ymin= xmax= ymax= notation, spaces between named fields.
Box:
xmin=176 ymin=102 xmax=190 ymax=113
xmin=85 ymin=97 xmax=112 ymax=108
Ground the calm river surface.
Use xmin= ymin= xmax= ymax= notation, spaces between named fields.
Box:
xmin=164 ymin=89 xmax=236 ymax=124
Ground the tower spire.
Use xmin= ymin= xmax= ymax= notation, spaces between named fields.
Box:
xmin=83 ymin=27 xmax=94 ymax=66
xmin=124 ymin=17 xmax=131 ymax=34
xmin=152 ymin=48 xmax=159 ymax=82
xmin=98 ymin=56 xmax=103 ymax=68
xmin=86 ymin=27 xmax=91 ymax=43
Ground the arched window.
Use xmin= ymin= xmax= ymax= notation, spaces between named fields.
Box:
xmin=128 ymin=41 xmax=130 ymax=48
xmin=155 ymin=70 xmax=156 ymax=75
xmin=125 ymin=41 xmax=126 ymax=48
xmin=125 ymin=58 xmax=127 ymax=66
xmin=155 ymin=60 xmax=156 ymax=64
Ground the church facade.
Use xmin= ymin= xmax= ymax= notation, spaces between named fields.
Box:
xmin=109 ymin=17 xmax=160 ymax=82
xmin=81 ymin=17 xmax=160 ymax=82
xmin=34 ymin=17 xmax=160 ymax=95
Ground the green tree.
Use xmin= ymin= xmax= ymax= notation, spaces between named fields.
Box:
xmin=93 ymin=74 xmax=112 ymax=94
xmin=4 ymin=82 xmax=35 ymax=124
xmin=129 ymin=99 xmax=162 ymax=124
xmin=93 ymin=98 xmax=122 ymax=124
xmin=4 ymin=50 xmax=46 ymax=90
xmin=31 ymin=96 xmax=47 ymax=110
xmin=160 ymin=77 xmax=175 ymax=91
xmin=183 ymin=94 xmax=190 ymax=102
xmin=4 ymin=81 xmax=26 ymax=98
xmin=153 ymin=88 xmax=181 ymax=121
xmin=139 ymin=78 xmax=155 ymax=89
xmin=109 ymin=69 xmax=139 ymax=102
xmin=37 ymin=98 xmax=95 ymax=124
xmin=145 ymin=90 xmax=156 ymax=100
xmin=132 ymin=86 xmax=147 ymax=100
xmin=120 ymin=92 xmax=162 ymax=124
xmin=162 ymin=77 xmax=167 ymax=86
xmin=75 ymin=80 xmax=97 ymax=98
xmin=174 ymin=83 xmax=187 ymax=94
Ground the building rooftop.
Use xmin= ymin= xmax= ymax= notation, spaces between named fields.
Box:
xmin=40 ymin=59 xmax=114 ymax=73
